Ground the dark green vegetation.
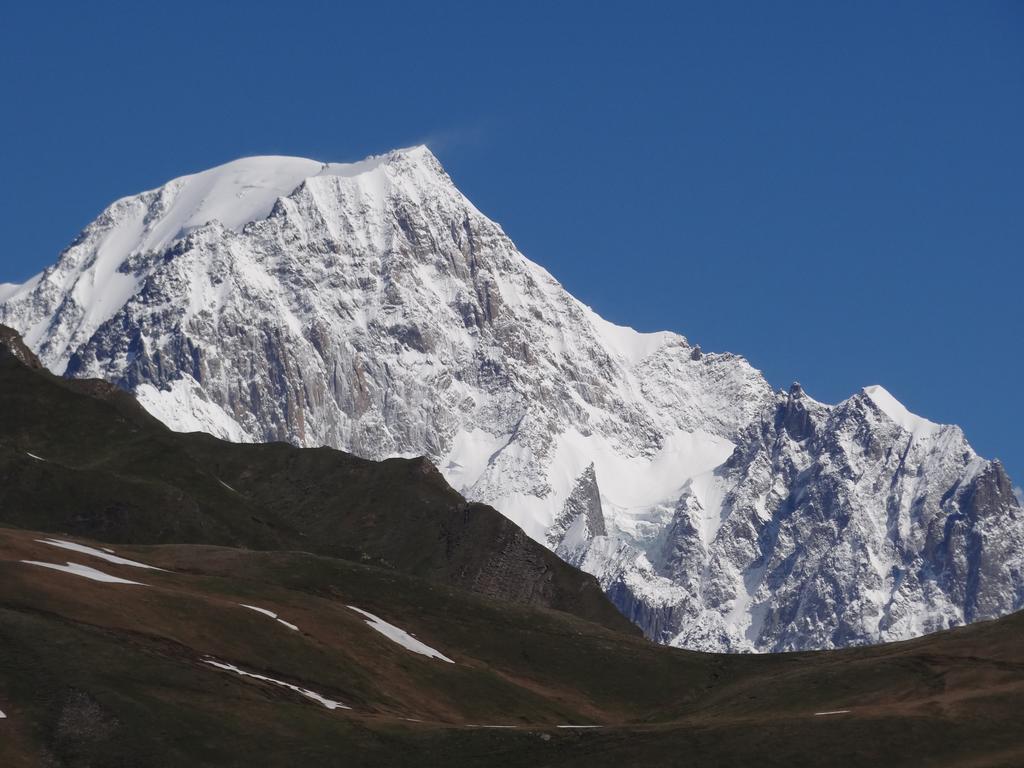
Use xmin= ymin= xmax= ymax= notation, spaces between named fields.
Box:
xmin=0 ymin=325 xmax=628 ymax=634
xmin=1 ymin=326 xmax=1023 ymax=767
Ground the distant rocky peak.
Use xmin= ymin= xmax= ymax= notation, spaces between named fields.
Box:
xmin=775 ymin=381 xmax=819 ymax=441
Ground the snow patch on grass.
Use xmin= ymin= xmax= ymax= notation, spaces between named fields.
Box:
xmin=239 ymin=604 xmax=299 ymax=631
xmin=202 ymin=659 xmax=349 ymax=710
xmin=348 ymin=606 xmax=454 ymax=663
xmin=37 ymin=538 xmax=166 ymax=571
xmin=20 ymin=560 xmax=147 ymax=585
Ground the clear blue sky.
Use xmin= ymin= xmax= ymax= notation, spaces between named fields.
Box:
xmin=1 ymin=1 xmax=1021 ymax=484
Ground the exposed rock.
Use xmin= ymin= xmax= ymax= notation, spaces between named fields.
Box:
xmin=549 ymin=463 xmax=606 ymax=549
xmin=0 ymin=324 xmax=43 ymax=369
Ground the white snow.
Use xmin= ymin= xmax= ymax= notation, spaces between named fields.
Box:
xmin=0 ymin=709 xmax=5 ymax=719
xmin=688 ymin=469 xmax=731 ymax=544
xmin=136 ymin=375 xmax=252 ymax=444
xmin=218 ymin=479 xmax=238 ymax=493
xmin=557 ymin=725 xmax=602 ymax=729
xmin=441 ymin=428 xmax=511 ymax=494
xmin=557 ymin=512 xmax=593 ymax=557
xmin=347 ymin=606 xmax=454 ymax=663
xmin=202 ymin=659 xmax=349 ymax=710
xmin=20 ymin=560 xmax=147 ymax=585
xmin=240 ymin=604 xmax=300 ymax=631
xmin=25 ymin=452 xmax=46 ymax=461
xmin=723 ymin=560 xmax=768 ymax=647
xmin=464 ymin=427 xmax=735 ymax=545
xmin=61 ymin=224 xmax=144 ymax=362
xmin=36 ymin=538 xmax=165 ymax=571
xmin=813 ymin=710 xmax=850 ymax=716
xmin=863 ymin=385 xmax=941 ymax=440
xmin=0 ymin=271 xmax=42 ymax=304
xmin=104 ymin=152 xmax=421 ymax=265
xmin=582 ymin=305 xmax=679 ymax=367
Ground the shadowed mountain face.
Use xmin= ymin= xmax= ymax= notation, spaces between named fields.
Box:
xmin=0 ymin=329 xmax=1023 ymax=767
xmin=0 ymin=326 xmax=631 ymax=634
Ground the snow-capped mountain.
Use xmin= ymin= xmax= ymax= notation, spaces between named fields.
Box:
xmin=2 ymin=146 xmax=1020 ymax=652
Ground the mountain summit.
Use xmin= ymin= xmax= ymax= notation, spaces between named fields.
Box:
xmin=2 ymin=148 xmax=1020 ymax=652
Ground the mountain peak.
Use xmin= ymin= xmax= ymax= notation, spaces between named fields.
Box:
xmin=862 ymin=384 xmax=941 ymax=439
xmin=0 ymin=146 xmax=454 ymax=369
xmin=2 ymin=148 xmax=1019 ymax=655
xmin=129 ymin=146 xmax=443 ymax=251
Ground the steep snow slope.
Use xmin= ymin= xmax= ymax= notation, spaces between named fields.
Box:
xmin=0 ymin=283 xmax=22 ymax=302
xmin=863 ymin=384 xmax=941 ymax=440
xmin=2 ymin=147 xmax=1020 ymax=651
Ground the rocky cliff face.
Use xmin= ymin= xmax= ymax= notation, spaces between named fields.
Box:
xmin=568 ymin=383 xmax=1024 ymax=650
xmin=2 ymin=147 xmax=1020 ymax=651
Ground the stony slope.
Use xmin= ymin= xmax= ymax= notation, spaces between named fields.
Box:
xmin=1 ymin=148 xmax=1019 ymax=651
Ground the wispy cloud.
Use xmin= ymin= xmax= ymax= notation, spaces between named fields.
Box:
xmin=407 ymin=120 xmax=489 ymax=157
xmin=1014 ymin=486 xmax=1023 ymax=506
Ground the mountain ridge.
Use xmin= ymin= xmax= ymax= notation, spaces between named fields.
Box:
xmin=2 ymin=147 xmax=1019 ymax=652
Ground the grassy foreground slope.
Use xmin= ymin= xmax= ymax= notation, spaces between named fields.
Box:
xmin=1 ymin=326 xmax=1023 ymax=766
xmin=1 ymin=527 xmax=1023 ymax=767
